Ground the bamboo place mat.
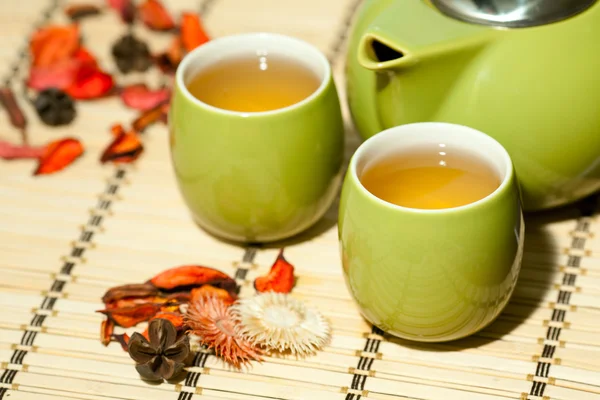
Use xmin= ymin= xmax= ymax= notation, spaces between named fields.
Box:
xmin=1 ymin=0 xmax=600 ymax=399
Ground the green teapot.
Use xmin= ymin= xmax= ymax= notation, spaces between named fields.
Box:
xmin=345 ymin=0 xmax=600 ymax=211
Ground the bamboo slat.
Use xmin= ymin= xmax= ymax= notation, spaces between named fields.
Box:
xmin=1 ymin=0 xmax=600 ymax=399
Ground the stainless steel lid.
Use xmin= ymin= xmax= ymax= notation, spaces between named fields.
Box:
xmin=430 ymin=0 xmax=597 ymax=28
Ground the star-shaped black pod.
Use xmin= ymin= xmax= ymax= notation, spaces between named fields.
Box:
xmin=128 ymin=318 xmax=190 ymax=381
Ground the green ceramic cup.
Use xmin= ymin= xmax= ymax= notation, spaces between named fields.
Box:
xmin=339 ymin=122 xmax=524 ymax=342
xmin=170 ymin=33 xmax=344 ymax=243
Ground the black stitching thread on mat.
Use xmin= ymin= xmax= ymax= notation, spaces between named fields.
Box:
xmin=345 ymin=326 xmax=383 ymax=400
xmin=176 ymin=247 xmax=257 ymax=400
xmin=526 ymin=198 xmax=596 ymax=399
xmin=0 ymin=167 xmax=127 ymax=399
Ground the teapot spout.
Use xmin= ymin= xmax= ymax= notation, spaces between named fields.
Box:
xmin=356 ymin=0 xmax=497 ymax=123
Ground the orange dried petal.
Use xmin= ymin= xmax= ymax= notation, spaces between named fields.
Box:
xmin=34 ymin=137 xmax=84 ymax=176
xmin=181 ymin=12 xmax=210 ymax=52
xmin=100 ymin=128 xmax=143 ymax=164
xmin=191 ymin=285 xmax=236 ymax=306
xmin=30 ymin=25 xmax=80 ymax=67
xmin=138 ymin=0 xmax=175 ymax=31
xmin=254 ymin=249 xmax=295 ymax=293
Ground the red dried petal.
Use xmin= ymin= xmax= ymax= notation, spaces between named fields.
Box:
xmin=181 ymin=12 xmax=210 ymax=52
xmin=34 ymin=137 xmax=84 ymax=175
xmin=0 ymin=141 xmax=44 ymax=160
xmin=138 ymin=0 xmax=175 ymax=31
xmin=66 ymin=65 xmax=114 ymax=100
xmin=120 ymin=84 xmax=171 ymax=111
xmin=72 ymin=46 xmax=98 ymax=68
xmin=30 ymin=25 xmax=80 ymax=67
xmin=254 ymin=249 xmax=295 ymax=293
xmin=100 ymin=128 xmax=143 ymax=164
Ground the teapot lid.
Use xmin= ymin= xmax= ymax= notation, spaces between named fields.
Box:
xmin=430 ymin=0 xmax=597 ymax=28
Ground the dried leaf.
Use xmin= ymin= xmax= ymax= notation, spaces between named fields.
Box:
xmin=98 ymin=302 xmax=162 ymax=328
xmin=100 ymin=319 xmax=114 ymax=346
xmin=30 ymin=24 xmax=80 ymax=67
xmin=100 ymin=127 xmax=143 ymax=163
xmin=102 ymin=282 xmax=159 ymax=304
xmin=254 ymin=249 xmax=295 ymax=293
xmin=34 ymin=137 xmax=84 ymax=175
xmin=120 ymin=84 xmax=171 ymax=111
xmin=181 ymin=12 xmax=210 ymax=52
xmin=64 ymin=4 xmax=102 ymax=21
xmin=0 ymin=141 xmax=44 ymax=160
xmin=66 ymin=64 xmax=114 ymax=100
xmin=0 ymin=87 xmax=28 ymax=142
xmin=132 ymin=102 xmax=168 ymax=132
xmin=138 ymin=0 xmax=175 ymax=31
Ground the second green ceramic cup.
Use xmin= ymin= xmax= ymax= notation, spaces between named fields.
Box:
xmin=339 ymin=122 xmax=524 ymax=342
xmin=170 ymin=33 xmax=344 ymax=243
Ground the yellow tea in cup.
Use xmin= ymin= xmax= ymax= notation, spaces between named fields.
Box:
xmin=360 ymin=147 xmax=501 ymax=209
xmin=186 ymin=55 xmax=321 ymax=112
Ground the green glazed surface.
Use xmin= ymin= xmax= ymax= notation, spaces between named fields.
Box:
xmin=345 ymin=0 xmax=600 ymax=211
xmin=170 ymin=64 xmax=344 ymax=243
xmin=338 ymin=124 xmax=524 ymax=342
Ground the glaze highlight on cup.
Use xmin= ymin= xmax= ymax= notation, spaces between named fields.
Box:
xmin=170 ymin=33 xmax=344 ymax=243
xmin=339 ymin=122 xmax=524 ymax=342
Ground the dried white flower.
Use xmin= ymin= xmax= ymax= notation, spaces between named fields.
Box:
xmin=231 ymin=292 xmax=330 ymax=357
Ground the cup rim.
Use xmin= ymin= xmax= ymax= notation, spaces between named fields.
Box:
xmin=175 ymin=32 xmax=331 ymax=117
xmin=350 ymin=122 xmax=515 ymax=214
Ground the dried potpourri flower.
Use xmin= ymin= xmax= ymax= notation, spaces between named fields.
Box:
xmin=34 ymin=88 xmax=76 ymax=126
xmin=138 ymin=0 xmax=176 ymax=31
xmin=100 ymin=124 xmax=144 ymax=163
xmin=112 ymin=34 xmax=153 ymax=73
xmin=0 ymin=87 xmax=28 ymax=143
xmin=254 ymin=249 xmax=295 ymax=293
xmin=128 ymin=318 xmax=190 ymax=381
xmin=232 ymin=292 xmax=330 ymax=356
xmin=64 ymin=4 xmax=102 ymax=21
xmin=120 ymin=83 xmax=171 ymax=111
xmin=185 ymin=295 xmax=263 ymax=368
